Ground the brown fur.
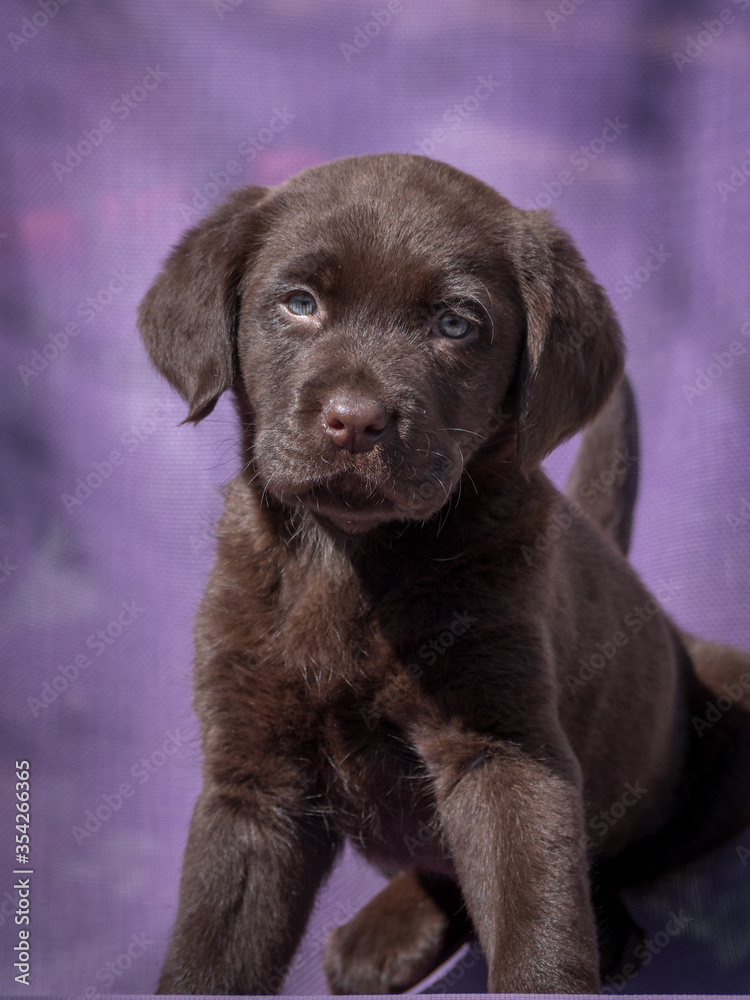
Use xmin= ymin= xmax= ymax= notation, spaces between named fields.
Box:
xmin=138 ymin=153 xmax=750 ymax=994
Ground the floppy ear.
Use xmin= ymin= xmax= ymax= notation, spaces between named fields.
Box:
xmin=510 ymin=210 xmax=624 ymax=471
xmin=138 ymin=185 xmax=269 ymax=422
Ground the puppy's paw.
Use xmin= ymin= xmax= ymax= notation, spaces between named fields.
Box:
xmin=324 ymin=872 xmax=458 ymax=994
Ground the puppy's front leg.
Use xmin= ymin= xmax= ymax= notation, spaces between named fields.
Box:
xmin=158 ymin=785 xmax=337 ymax=995
xmin=418 ymin=734 xmax=599 ymax=994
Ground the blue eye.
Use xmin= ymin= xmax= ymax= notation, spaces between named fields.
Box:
xmin=436 ymin=312 xmax=470 ymax=339
xmin=286 ymin=292 xmax=317 ymax=316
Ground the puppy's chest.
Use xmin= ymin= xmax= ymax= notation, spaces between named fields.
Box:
xmin=280 ymin=614 xmax=448 ymax=868
xmin=264 ymin=548 xmax=469 ymax=867
xmin=315 ymin=674 xmax=450 ymax=870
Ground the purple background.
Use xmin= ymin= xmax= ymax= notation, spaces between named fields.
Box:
xmin=2 ymin=0 xmax=750 ymax=994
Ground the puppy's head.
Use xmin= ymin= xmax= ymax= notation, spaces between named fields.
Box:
xmin=139 ymin=154 xmax=623 ymax=532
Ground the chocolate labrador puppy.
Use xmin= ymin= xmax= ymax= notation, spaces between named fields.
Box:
xmin=138 ymin=153 xmax=750 ymax=994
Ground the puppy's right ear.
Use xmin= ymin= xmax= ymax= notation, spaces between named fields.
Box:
xmin=138 ymin=185 xmax=269 ymax=422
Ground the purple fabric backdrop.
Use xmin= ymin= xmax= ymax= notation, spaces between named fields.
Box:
xmin=2 ymin=0 xmax=750 ymax=994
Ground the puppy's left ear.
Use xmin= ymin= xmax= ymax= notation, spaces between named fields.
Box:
xmin=138 ymin=185 xmax=269 ymax=422
xmin=510 ymin=210 xmax=624 ymax=472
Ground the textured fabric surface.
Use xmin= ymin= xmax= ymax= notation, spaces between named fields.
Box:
xmin=1 ymin=0 xmax=749 ymax=994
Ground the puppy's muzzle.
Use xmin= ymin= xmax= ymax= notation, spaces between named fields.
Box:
xmin=322 ymin=395 xmax=389 ymax=453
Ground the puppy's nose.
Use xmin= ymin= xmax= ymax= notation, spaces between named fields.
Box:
xmin=323 ymin=396 xmax=388 ymax=453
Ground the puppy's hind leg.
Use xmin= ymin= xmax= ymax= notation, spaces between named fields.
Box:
xmin=324 ymin=871 xmax=468 ymax=994
xmin=573 ymin=376 xmax=750 ymax=851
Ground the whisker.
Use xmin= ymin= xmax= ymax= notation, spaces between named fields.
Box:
xmin=442 ymin=427 xmax=485 ymax=440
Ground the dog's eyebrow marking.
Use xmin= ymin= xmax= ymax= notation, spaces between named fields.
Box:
xmin=273 ymin=252 xmax=338 ymax=286
xmin=434 ymin=276 xmax=489 ymax=304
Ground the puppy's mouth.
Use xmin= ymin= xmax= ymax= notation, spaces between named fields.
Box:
xmin=256 ymin=430 xmax=470 ymax=531
xmin=291 ymin=472 xmax=402 ymax=531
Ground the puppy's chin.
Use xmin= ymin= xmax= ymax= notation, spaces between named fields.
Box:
xmin=268 ymin=474 xmax=455 ymax=534
xmin=309 ymin=505 xmax=403 ymax=534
